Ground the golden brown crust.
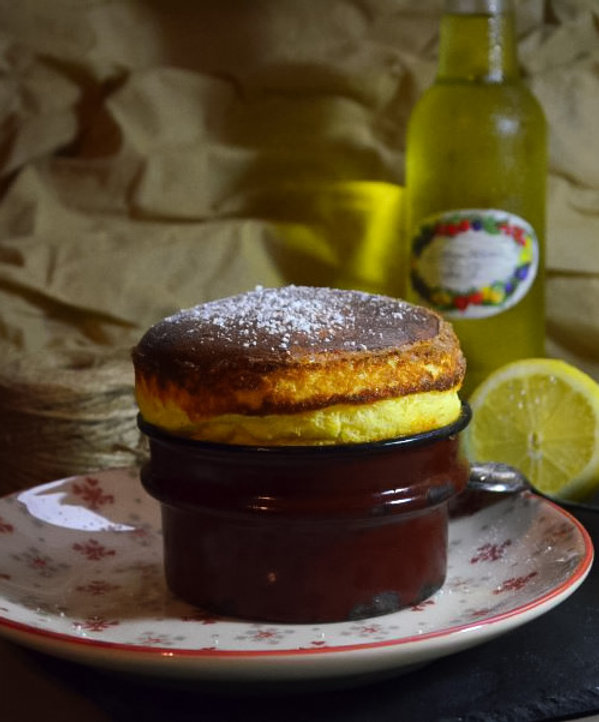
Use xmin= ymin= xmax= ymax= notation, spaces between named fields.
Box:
xmin=132 ymin=286 xmax=465 ymax=421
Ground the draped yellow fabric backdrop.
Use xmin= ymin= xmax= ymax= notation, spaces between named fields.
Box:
xmin=0 ymin=0 xmax=598 ymax=382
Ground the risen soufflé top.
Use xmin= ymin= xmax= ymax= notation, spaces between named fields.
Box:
xmin=132 ymin=286 xmax=465 ymax=443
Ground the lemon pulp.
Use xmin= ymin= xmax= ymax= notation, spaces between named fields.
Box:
xmin=462 ymin=358 xmax=599 ymax=500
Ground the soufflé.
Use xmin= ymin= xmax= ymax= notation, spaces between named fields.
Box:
xmin=133 ymin=286 xmax=470 ymax=623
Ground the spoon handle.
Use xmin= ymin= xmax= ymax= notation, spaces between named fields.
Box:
xmin=467 ymin=462 xmax=531 ymax=494
xmin=466 ymin=461 xmax=595 ymax=514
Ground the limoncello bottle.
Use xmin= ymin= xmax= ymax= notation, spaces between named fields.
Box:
xmin=404 ymin=0 xmax=547 ymax=396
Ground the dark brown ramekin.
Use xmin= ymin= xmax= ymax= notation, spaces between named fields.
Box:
xmin=139 ymin=402 xmax=471 ymax=623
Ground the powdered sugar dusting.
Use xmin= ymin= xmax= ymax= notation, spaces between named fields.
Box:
xmin=160 ymin=286 xmax=429 ymax=356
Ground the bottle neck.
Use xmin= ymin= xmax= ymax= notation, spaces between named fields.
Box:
xmin=437 ymin=0 xmax=520 ymax=83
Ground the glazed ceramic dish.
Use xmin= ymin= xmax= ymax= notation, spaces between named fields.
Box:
xmin=139 ymin=404 xmax=471 ymax=623
xmin=0 ymin=468 xmax=592 ymax=683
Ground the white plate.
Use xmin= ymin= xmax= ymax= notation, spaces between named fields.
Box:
xmin=0 ymin=468 xmax=593 ymax=683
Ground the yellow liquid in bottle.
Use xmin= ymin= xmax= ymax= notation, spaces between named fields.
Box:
xmin=404 ymin=9 xmax=547 ymax=396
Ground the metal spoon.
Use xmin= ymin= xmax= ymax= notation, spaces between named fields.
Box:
xmin=468 ymin=461 xmax=532 ymax=494
xmin=466 ymin=461 xmax=595 ymax=513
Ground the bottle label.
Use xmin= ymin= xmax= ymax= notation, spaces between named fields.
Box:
xmin=409 ymin=209 xmax=539 ymax=319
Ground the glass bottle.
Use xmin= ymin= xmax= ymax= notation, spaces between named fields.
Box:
xmin=403 ymin=0 xmax=547 ymax=396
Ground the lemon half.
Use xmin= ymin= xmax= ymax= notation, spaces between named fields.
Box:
xmin=462 ymin=358 xmax=599 ymax=500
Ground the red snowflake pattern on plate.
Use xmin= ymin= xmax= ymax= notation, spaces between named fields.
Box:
xmin=71 ymin=477 xmax=115 ymax=510
xmin=233 ymin=626 xmax=296 ymax=646
xmin=462 ymin=607 xmax=500 ymax=620
xmin=470 ymin=540 xmax=512 ymax=563
xmin=75 ymin=616 xmax=120 ymax=633
xmin=72 ymin=539 xmax=116 ymax=561
xmin=137 ymin=632 xmax=176 ymax=646
xmin=346 ymin=623 xmax=388 ymax=640
xmin=494 ymin=572 xmax=539 ymax=594
xmin=14 ymin=548 xmax=66 ymax=578
xmin=249 ymin=628 xmax=282 ymax=642
xmin=28 ymin=555 xmax=51 ymax=572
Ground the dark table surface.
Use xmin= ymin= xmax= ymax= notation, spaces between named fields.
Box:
xmin=3 ymin=501 xmax=599 ymax=722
